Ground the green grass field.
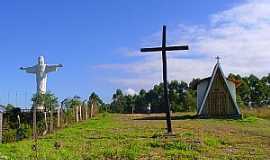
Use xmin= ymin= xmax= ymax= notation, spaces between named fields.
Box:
xmin=0 ymin=112 xmax=270 ymax=160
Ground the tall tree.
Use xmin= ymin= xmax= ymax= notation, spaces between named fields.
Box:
xmin=189 ymin=78 xmax=200 ymax=90
xmin=32 ymin=92 xmax=59 ymax=134
xmin=71 ymin=96 xmax=82 ymax=122
xmin=89 ymin=92 xmax=105 ymax=116
xmin=124 ymin=95 xmax=135 ymax=113
xmin=261 ymin=74 xmax=270 ymax=105
xmin=89 ymin=92 xmax=105 ymax=109
xmin=5 ymin=104 xmax=15 ymax=112
xmin=134 ymin=89 xmax=148 ymax=113
xmin=169 ymin=80 xmax=188 ymax=112
xmin=111 ymin=89 xmax=126 ymax=113
xmin=44 ymin=92 xmax=58 ymax=133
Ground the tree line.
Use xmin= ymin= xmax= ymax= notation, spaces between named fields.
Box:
xmin=110 ymin=80 xmax=196 ymax=113
xmin=109 ymin=73 xmax=270 ymax=113
xmin=1 ymin=73 xmax=270 ymax=115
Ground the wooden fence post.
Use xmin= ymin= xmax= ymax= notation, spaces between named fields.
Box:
xmin=0 ymin=112 xmax=3 ymax=143
xmin=43 ymin=111 xmax=48 ymax=136
xmin=90 ymin=103 xmax=94 ymax=118
xmin=76 ymin=106 xmax=79 ymax=122
xmin=81 ymin=104 xmax=84 ymax=120
xmin=79 ymin=105 xmax=82 ymax=121
xmin=49 ymin=110 xmax=53 ymax=133
xmin=85 ymin=102 xmax=88 ymax=120
xmin=33 ymin=103 xmax=37 ymax=140
xmin=57 ymin=107 xmax=61 ymax=128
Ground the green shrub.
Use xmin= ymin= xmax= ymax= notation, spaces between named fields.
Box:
xmin=239 ymin=116 xmax=259 ymax=123
xmin=182 ymin=131 xmax=193 ymax=137
xmin=120 ymin=143 xmax=140 ymax=160
xmin=3 ymin=129 xmax=16 ymax=143
xmin=204 ymin=137 xmax=221 ymax=147
xmin=149 ymin=140 xmax=162 ymax=148
xmin=16 ymin=128 xmax=27 ymax=141
xmin=164 ymin=141 xmax=192 ymax=151
xmin=165 ymin=149 xmax=199 ymax=159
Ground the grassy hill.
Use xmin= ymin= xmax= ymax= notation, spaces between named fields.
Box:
xmin=0 ymin=112 xmax=270 ymax=159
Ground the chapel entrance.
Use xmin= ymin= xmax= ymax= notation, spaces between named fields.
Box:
xmin=207 ymin=89 xmax=227 ymax=116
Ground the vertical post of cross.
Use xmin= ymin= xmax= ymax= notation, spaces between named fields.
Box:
xmin=140 ymin=25 xmax=189 ymax=134
xmin=161 ymin=26 xmax=172 ymax=133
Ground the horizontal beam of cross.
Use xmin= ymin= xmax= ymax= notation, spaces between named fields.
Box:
xmin=141 ymin=45 xmax=189 ymax=52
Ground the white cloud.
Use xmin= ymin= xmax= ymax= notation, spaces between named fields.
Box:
xmin=95 ymin=0 xmax=270 ymax=90
xmin=125 ymin=88 xmax=137 ymax=96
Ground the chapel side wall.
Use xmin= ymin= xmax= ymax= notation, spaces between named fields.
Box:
xmin=227 ymin=81 xmax=237 ymax=102
xmin=197 ymin=80 xmax=209 ymax=113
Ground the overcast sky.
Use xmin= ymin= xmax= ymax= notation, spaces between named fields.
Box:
xmin=1 ymin=0 xmax=269 ymax=106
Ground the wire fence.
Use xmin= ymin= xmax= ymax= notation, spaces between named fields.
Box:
xmin=0 ymin=91 xmax=33 ymax=108
xmin=0 ymin=103 xmax=99 ymax=144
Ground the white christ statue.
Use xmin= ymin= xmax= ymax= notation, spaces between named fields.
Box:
xmin=20 ymin=56 xmax=63 ymax=95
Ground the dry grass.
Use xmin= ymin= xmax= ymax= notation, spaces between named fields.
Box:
xmin=241 ymin=106 xmax=270 ymax=119
xmin=121 ymin=112 xmax=270 ymax=159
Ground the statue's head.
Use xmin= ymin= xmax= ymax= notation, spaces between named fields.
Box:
xmin=38 ymin=56 xmax=45 ymax=65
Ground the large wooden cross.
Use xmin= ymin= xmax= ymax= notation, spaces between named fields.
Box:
xmin=140 ymin=25 xmax=189 ymax=134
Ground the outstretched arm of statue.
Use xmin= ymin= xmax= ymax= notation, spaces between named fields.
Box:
xmin=45 ymin=64 xmax=63 ymax=73
xmin=20 ymin=65 xmax=37 ymax=74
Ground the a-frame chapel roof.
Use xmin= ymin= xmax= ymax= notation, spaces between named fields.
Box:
xmin=198 ymin=61 xmax=241 ymax=116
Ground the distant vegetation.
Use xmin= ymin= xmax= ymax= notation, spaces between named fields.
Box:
xmin=1 ymin=73 xmax=269 ymax=115
xmin=109 ymin=73 xmax=270 ymax=113
xmin=110 ymin=80 xmax=195 ymax=113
